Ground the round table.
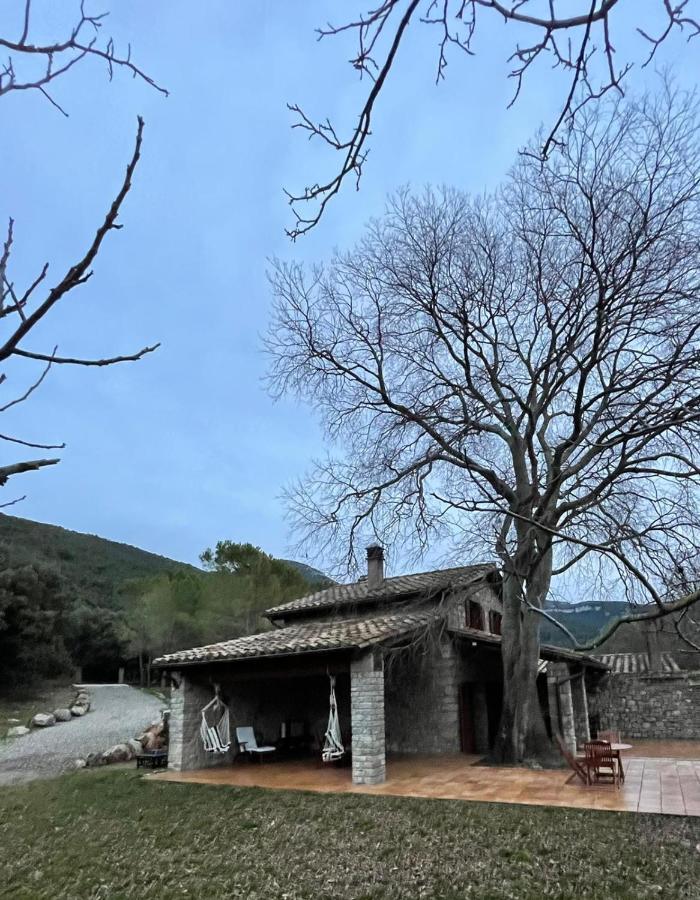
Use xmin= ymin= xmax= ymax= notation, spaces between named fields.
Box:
xmin=609 ymin=743 xmax=632 ymax=781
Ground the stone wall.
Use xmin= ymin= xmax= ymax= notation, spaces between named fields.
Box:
xmin=351 ymin=650 xmax=386 ymax=784
xmin=590 ymin=671 xmax=700 ymax=740
xmin=384 ymin=639 xmax=461 ymax=754
xmin=446 ymin=583 xmax=502 ymax=633
xmin=168 ymin=671 xmax=234 ymax=771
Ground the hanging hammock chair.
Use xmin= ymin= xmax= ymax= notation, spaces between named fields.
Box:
xmin=322 ymin=674 xmax=345 ymax=762
xmin=200 ymin=689 xmax=231 ymax=753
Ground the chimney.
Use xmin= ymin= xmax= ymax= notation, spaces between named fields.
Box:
xmin=366 ymin=544 xmax=384 ymax=589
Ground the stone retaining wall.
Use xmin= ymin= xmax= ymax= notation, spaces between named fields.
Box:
xmin=590 ymin=671 xmax=700 ymax=740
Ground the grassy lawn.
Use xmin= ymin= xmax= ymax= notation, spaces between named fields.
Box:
xmin=0 ymin=772 xmax=698 ymax=898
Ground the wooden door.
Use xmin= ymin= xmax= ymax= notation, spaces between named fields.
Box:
xmin=459 ymin=683 xmax=475 ymax=753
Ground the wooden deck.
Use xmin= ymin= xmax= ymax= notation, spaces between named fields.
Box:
xmin=149 ymin=741 xmax=700 ymax=816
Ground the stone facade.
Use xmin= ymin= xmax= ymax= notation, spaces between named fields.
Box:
xmin=168 ymin=672 xmax=234 ymax=771
xmin=546 ymin=663 xmax=592 ymax=751
xmin=384 ymin=638 xmax=461 ymax=754
xmin=350 ymin=650 xmax=386 ymax=784
xmin=590 ymin=671 xmax=700 ymax=740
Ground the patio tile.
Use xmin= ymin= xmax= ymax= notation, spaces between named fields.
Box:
xmin=149 ymin=749 xmax=700 ymax=817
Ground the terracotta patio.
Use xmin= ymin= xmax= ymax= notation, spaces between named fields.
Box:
xmin=150 ymin=740 xmax=700 ymax=817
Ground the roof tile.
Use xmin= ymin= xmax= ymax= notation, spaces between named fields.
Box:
xmin=265 ymin=563 xmax=496 ymax=618
xmin=153 ymin=609 xmax=437 ymax=667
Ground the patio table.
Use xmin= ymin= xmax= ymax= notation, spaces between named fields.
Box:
xmin=610 ymin=743 xmax=632 ymax=782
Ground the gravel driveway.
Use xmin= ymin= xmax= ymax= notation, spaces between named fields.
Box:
xmin=0 ymin=685 xmax=165 ymax=786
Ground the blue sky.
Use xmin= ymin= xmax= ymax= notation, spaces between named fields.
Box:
xmin=1 ymin=2 xmax=697 ymax=578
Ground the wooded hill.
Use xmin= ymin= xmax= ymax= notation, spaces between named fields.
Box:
xmin=0 ymin=516 xmax=329 ymax=687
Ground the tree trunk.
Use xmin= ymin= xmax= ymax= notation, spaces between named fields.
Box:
xmin=491 ymin=571 xmax=554 ymax=765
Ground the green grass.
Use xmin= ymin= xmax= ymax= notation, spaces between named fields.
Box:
xmin=0 ymin=771 xmax=698 ymax=899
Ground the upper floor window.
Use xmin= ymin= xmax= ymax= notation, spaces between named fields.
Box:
xmin=466 ymin=599 xmax=484 ymax=631
xmin=489 ymin=610 xmax=503 ymax=636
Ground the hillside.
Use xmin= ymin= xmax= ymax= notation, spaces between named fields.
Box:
xmin=0 ymin=514 xmax=329 ymax=606
xmin=0 ymin=514 xmax=199 ymax=605
xmin=539 ymin=600 xmax=633 ymax=648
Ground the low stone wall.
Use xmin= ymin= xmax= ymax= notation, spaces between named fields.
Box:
xmin=590 ymin=670 xmax=700 ymax=740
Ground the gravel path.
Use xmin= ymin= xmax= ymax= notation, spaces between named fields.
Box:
xmin=0 ymin=685 xmax=165 ymax=786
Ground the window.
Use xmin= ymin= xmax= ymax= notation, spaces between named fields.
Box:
xmin=489 ymin=610 xmax=502 ymax=636
xmin=466 ymin=599 xmax=484 ymax=631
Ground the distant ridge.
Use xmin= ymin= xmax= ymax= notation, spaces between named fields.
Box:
xmin=0 ymin=514 xmax=330 ymax=602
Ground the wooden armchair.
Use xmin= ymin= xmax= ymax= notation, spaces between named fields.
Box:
xmin=555 ymin=734 xmax=589 ymax=785
xmin=584 ymin=740 xmax=621 ymax=788
xmin=597 ymin=729 xmax=621 ymax=743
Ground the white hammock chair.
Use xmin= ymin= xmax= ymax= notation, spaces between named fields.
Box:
xmin=322 ymin=674 xmax=345 ymax=762
xmin=200 ymin=690 xmax=231 ymax=754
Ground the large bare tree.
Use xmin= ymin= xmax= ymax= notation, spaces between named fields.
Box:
xmin=269 ymin=83 xmax=700 ymax=763
xmin=286 ymin=0 xmax=699 ymax=238
xmin=1 ymin=2 xmax=163 ymax=498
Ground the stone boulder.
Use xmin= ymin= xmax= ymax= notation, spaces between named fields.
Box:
xmin=70 ymin=705 xmax=88 ymax=717
xmin=7 ymin=725 xmax=30 ymax=737
xmin=31 ymin=713 xmax=55 ymax=728
xmin=74 ymin=758 xmax=87 ymax=769
xmin=102 ymin=744 xmax=130 ymax=764
xmin=126 ymin=738 xmax=143 ymax=757
xmin=53 ymin=708 xmax=72 ymax=722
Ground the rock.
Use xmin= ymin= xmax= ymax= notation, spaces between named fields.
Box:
xmin=85 ymin=752 xmax=101 ymax=767
xmin=127 ymin=738 xmax=143 ymax=757
xmin=7 ymin=725 xmax=30 ymax=737
xmin=31 ymin=713 xmax=56 ymax=728
xmin=53 ymin=708 xmax=72 ymax=722
xmin=74 ymin=759 xmax=86 ymax=769
xmin=102 ymin=744 xmax=130 ymax=764
xmin=69 ymin=705 xmax=88 ymax=717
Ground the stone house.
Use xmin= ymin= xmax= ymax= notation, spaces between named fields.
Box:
xmin=154 ymin=546 xmax=606 ymax=784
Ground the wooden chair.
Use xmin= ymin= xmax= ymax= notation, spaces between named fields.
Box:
xmin=555 ymin=733 xmax=589 ymax=785
xmin=584 ymin=740 xmax=621 ymax=788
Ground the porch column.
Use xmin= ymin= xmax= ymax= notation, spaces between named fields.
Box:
xmin=351 ymin=649 xmax=386 ymax=785
xmin=168 ymin=670 xmax=185 ymax=770
xmin=546 ymin=667 xmax=560 ymax=737
xmin=571 ymin=672 xmax=590 ymax=745
xmin=549 ymin=662 xmax=577 ymax=753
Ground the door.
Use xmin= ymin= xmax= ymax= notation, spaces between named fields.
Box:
xmin=459 ymin=683 xmax=475 ymax=753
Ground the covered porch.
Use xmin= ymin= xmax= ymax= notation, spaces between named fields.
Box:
xmin=150 ymin=742 xmax=700 ymax=816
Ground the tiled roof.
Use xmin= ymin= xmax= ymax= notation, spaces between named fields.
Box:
xmin=152 ymin=609 xmax=437 ymax=667
xmin=450 ymin=627 xmax=609 ymax=669
xmin=264 ymin=563 xmax=497 ymax=619
xmin=594 ymin=652 xmax=682 ymax=675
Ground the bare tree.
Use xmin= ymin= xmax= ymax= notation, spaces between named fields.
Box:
xmin=269 ymin=83 xmax=700 ymax=763
xmin=286 ymin=0 xmax=699 ymax=238
xmin=0 ymin=118 xmax=159 ymax=497
xmin=0 ymin=1 xmax=166 ymax=115
xmin=1 ymin=3 xmax=163 ymax=498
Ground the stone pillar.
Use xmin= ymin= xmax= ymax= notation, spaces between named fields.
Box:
xmin=472 ymin=683 xmax=490 ymax=755
xmin=546 ymin=667 xmax=560 ymax=737
xmin=167 ymin=672 xmax=233 ymax=771
xmin=571 ymin=673 xmax=590 ymax=745
xmin=351 ymin=650 xmax=386 ymax=784
xmin=551 ymin=662 xmax=577 ymax=753
xmin=168 ymin=671 xmax=185 ymax=770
